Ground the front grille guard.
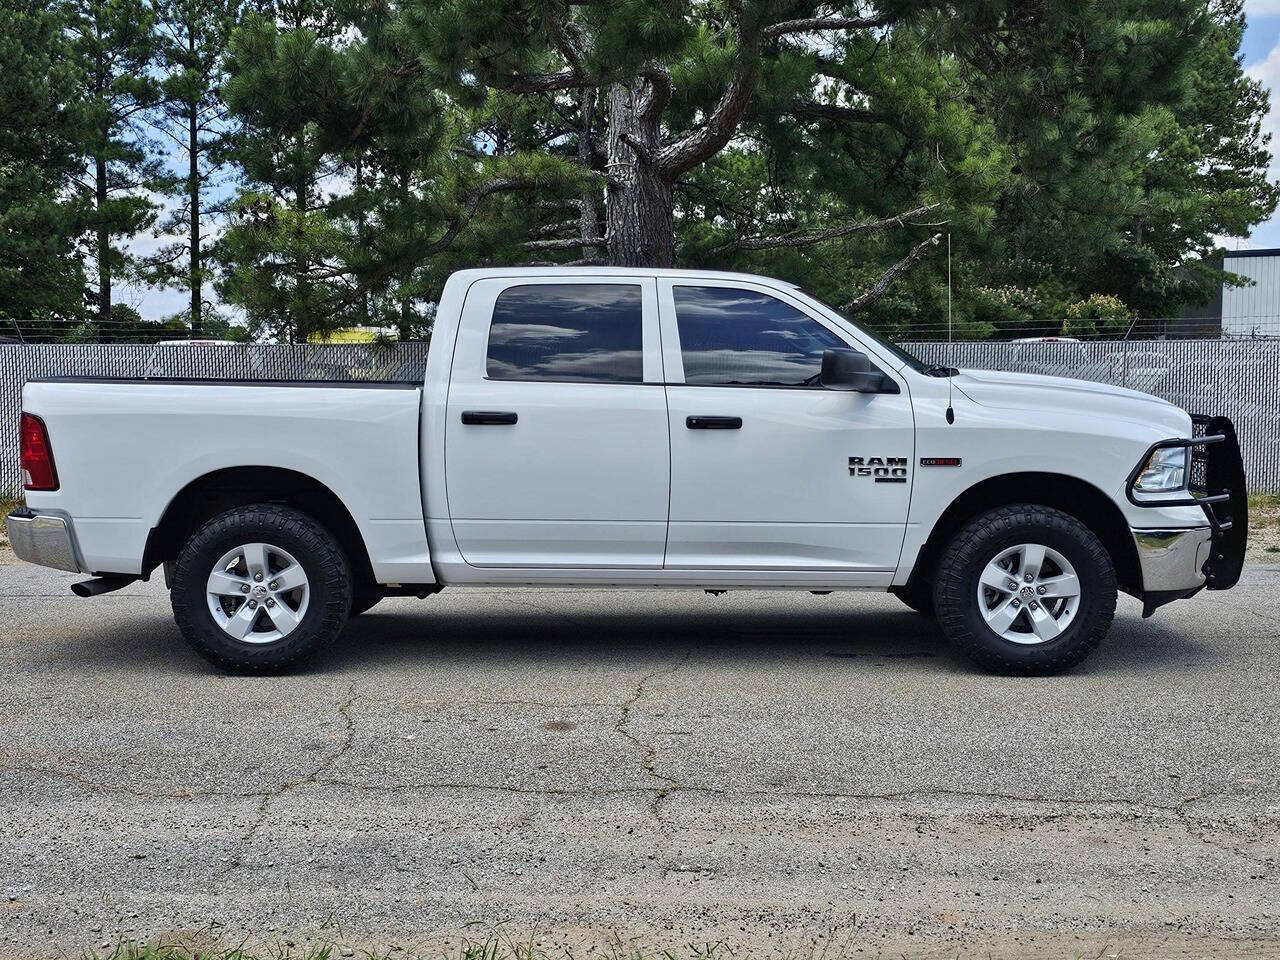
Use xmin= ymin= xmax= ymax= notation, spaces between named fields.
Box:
xmin=1124 ymin=415 xmax=1248 ymax=590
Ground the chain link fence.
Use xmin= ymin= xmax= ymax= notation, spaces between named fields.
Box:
xmin=1 ymin=339 xmax=1276 ymax=496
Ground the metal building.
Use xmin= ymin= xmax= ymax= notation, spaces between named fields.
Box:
xmin=1222 ymin=248 xmax=1280 ymax=337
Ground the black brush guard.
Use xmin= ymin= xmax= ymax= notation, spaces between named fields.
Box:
xmin=1124 ymin=415 xmax=1248 ymax=591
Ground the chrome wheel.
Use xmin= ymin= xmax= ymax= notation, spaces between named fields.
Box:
xmin=206 ymin=542 xmax=309 ymax=644
xmin=976 ymin=543 xmax=1080 ymax=645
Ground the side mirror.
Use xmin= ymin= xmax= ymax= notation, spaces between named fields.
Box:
xmin=819 ymin=348 xmax=896 ymax=393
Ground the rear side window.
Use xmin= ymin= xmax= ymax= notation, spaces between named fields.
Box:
xmin=486 ymin=284 xmax=644 ymax=383
xmin=673 ymin=285 xmax=846 ymax=386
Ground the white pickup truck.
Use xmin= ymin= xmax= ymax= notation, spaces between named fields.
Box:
xmin=8 ymin=268 xmax=1247 ymax=675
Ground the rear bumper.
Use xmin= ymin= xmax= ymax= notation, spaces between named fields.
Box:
xmin=5 ymin=508 xmax=84 ymax=573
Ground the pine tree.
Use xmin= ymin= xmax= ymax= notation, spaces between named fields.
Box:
xmin=954 ymin=0 xmax=1276 ymax=323
xmin=0 ymin=0 xmax=87 ymax=339
xmin=66 ymin=0 xmax=164 ymax=335
xmin=146 ymin=0 xmax=243 ymax=336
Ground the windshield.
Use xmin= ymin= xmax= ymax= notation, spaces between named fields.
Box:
xmin=799 ymin=288 xmax=931 ymax=373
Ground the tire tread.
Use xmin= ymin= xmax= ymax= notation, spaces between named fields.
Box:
xmin=171 ymin=504 xmax=351 ymax=674
xmin=933 ymin=503 xmax=1116 ymax=675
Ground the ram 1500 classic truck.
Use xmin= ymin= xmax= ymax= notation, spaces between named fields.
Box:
xmin=7 ymin=268 xmax=1248 ymax=675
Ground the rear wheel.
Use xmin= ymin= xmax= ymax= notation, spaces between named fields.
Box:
xmin=933 ymin=504 xmax=1116 ymax=675
xmin=171 ymin=504 xmax=352 ymax=674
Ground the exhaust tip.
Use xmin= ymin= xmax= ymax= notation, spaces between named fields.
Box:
xmin=71 ymin=575 xmax=137 ymax=598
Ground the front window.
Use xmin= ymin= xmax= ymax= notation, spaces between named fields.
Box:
xmin=799 ymin=288 xmax=929 ymax=374
xmin=673 ymin=285 xmax=848 ymax=386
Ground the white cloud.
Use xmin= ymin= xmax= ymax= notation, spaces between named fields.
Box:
xmin=1231 ymin=33 xmax=1280 ymax=247
xmin=1247 ymin=36 xmax=1280 ymax=180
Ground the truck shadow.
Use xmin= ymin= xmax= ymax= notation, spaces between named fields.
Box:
xmin=311 ymin=596 xmax=1204 ymax=678
xmin=27 ymin=590 xmax=1206 ymax=678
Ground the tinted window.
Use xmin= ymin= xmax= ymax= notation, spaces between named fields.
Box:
xmin=673 ymin=286 xmax=847 ymax=386
xmin=487 ymin=284 xmax=644 ymax=382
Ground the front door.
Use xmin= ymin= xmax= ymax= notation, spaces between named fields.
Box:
xmin=444 ymin=277 xmax=670 ymax=567
xmin=659 ymin=280 xmax=914 ymax=578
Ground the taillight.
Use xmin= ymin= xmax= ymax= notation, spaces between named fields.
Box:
xmin=20 ymin=412 xmax=58 ymax=491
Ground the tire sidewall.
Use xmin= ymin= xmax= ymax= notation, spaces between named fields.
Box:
xmin=172 ymin=506 xmax=351 ymax=673
xmin=935 ymin=506 xmax=1116 ymax=673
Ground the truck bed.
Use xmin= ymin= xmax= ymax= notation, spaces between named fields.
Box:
xmin=19 ymin=377 xmax=434 ymax=583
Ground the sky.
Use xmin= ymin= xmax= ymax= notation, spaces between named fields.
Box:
xmin=1235 ymin=0 xmax=1280 ymax=248
xmin=124 ymin=3 xmax=1280 ymax=322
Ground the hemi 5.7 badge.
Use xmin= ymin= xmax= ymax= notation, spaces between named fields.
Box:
xmin=849 ymin=456 xmax=908 ymax=483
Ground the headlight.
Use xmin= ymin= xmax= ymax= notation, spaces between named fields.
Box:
xmin=1134 ymin=446 xmax=1189 ymax=492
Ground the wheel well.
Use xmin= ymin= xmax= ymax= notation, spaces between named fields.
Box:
xmin=909 ymin=473 xmax=1142 ymax=597
xmin=142 ymin=466 xmax=376 ymax=589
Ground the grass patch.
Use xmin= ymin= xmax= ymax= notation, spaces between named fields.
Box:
xmin=1249 ymin=491 xmax=1280 ymax=524
xmin=1246 ymin=491 xmax=1280 ymax=562
xmin=86 ymin=939 xmax=735 ymax=960
xmin=0 ymin=497 xmax=17 ymax=549
xmin=77 ymin=935 xmax=1139 ymax=960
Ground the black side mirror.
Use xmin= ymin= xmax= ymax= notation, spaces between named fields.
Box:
xmin=819 ymin=348 xmax=895 ymax=393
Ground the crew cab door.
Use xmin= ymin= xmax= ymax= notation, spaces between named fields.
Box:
xmin=659 ymin=280 xmax=913 ymax=578
xmin=444 ymin=277 xmax=669 ymax=567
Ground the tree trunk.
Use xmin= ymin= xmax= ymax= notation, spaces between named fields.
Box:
xmin=605 ymin=83 xmax=675 ymax=268
xmin=578 ymin=87 xmax=601 ymax=261
xmin=95 ymin=150 xmax=110 ymax=338
xmin=293 ymin=133 xmax=308 ymax=344
xmin=189 ymin=98 xmax=202 ymax=337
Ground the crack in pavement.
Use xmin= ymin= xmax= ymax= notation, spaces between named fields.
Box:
xmin=220 ymin=681 xmax=360 ymax=874
xmin=612 ymin=646 xmax=695 ymax=824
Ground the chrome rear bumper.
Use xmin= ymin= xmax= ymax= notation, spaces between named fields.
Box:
xmin=5 ymin=510 xmax=83 ymax=573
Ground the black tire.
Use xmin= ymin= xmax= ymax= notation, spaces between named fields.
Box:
xmin=889 ymin=582 xmax=934 ymax=616
xmin=171 ymin=504 xmax=352 ymax=674
xmin=349 ymin=590 xmax=384 ymax=617
xmin=933 ymin=504 xmax=1116 ymax=675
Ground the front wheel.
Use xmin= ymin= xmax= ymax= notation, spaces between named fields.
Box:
xmin=171 ymin=504 xmax=352 ymax=674
xmin=933 ymin=504 xmax=1117 ymax=675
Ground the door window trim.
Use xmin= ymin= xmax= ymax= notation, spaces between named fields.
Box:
xmin=454 ymin=275 xmax=665 ymax=387
xmin=656 ymin=278 xmax=902 ymax=392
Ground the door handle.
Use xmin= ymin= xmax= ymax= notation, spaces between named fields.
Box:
xmin=686 ymin=415 xmax=742 ymax=430
xmin=461 ymin=411 xmax=518 ymax=425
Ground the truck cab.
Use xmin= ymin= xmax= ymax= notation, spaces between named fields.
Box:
xmin=7 ymin=268 xmax=1248 ymax=675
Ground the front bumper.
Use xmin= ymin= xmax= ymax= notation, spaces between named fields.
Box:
xmin=5 ymin=508 xmax=84 ymax=573
xmin=1132 ymin=525 xmax=1212 ymax=592
xmin=1125 ymin=415 xmax=1248 ymax=615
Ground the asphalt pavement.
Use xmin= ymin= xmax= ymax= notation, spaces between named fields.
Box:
xmin=0 ymin=554 xmax=1278 ymax=959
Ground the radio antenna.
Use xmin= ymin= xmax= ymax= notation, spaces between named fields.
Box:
xmin=945 ymin=231 xmax=954 ymax=424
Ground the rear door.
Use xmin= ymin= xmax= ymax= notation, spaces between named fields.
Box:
xmin=444 ymin=277 xmax=670 ymax=568
xmin=659 ymin=279 xmax=914 ymax=577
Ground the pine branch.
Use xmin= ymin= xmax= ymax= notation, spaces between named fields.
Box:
xmin=491 ymin=69 xmax=582 ymax=94
xmin=763 ymin=12 xmax=895 ymax=38
xmin=655 ymin=48 xmax=759 ymax=177
xmin=422 ymin=177 xmax=538 ymax=255
xmin=711 ymin=203 xmax=939 ymax=255
xmin=840 ymin=233 xmax=942 ymax=314
xmin=521 ymin=236 xmax=591 ymax=251
xmin=544 ymin=1 xmax=588 ymax=76
xmin=790 ymin=101 xmax=893 ymax=125
xmin=636 ymin=63 xmax=673 ymax=121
